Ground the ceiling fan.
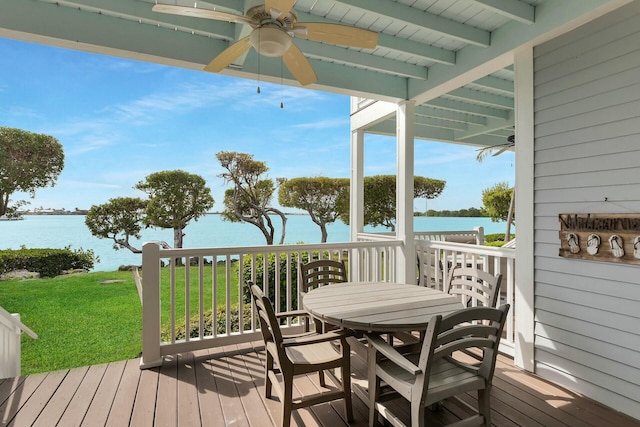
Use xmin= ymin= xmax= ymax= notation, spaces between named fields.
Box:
xmin=152 ymin=0 xmax=379 ymax=86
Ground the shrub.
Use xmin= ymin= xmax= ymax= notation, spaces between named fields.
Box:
xmin=240 ymin=249 xmax=349 ymax=313
xmin=484 ymin=233 xmax=516 ymax=247
xmin=163 ymin=303 xmax=253 ymax=341
xmin=0 ymin=246 xmax=97 ymax=277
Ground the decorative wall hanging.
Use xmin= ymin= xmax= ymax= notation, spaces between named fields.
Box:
xmin=559 ymin=213 xmax=640 ymax=265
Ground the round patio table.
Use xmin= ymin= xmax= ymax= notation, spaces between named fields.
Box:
xmin=302 ymin=282 xmax=463 ymax=333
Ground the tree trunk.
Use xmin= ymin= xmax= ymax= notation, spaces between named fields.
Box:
xmin=505 ymin=189 xmax=515 ymax=242
xmin=174 ymin=227 xmax=184 ymax=249
xmin=320 ymin=223 xmax=328 ymax=243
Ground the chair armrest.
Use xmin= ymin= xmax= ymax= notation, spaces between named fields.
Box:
xmin=366 ymin=333 xmax=421 ymax=376
xmin=282 ymin=329 xmax=352 ymax=347
xmin=275 ymin=309 xmax=309 ymax=319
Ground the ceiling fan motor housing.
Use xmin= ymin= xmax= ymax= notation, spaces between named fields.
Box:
xmin=250 ymin=25 xmax=292 ymax=57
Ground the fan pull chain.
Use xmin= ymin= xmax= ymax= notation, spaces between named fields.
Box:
xmin=257 ymin=29 xmax=261 ymax=94
xmin=280 ymin=60 xmax=284 ymax=108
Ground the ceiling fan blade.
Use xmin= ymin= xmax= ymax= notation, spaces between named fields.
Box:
xmin=293 ymin=23 xmax=378 ymax=49
xmin=282 ymin=43 xmax=317 ymax=86
xmin=152 ymin=4 xmax=253 ymax=25
xmin=492 ymin=144 xmax=515 ymax=156
xmin=265 ymin=0 xmax=296 ymax=20
xmin=204 ymin=37 xmax=252 ymax=72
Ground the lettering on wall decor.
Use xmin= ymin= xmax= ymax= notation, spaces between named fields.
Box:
xmin=559 ymin=213 xmax=640 ymax=264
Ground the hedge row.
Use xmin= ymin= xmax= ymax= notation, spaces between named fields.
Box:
xmin=0 ymin=247 xmax=97 ymax=277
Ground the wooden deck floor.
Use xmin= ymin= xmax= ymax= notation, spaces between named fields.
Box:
xmin=2 ymin=341 xmax=638 ymax=427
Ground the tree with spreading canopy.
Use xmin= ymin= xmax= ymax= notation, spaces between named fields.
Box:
xmin=482 ymin=181 xmax=515 ymax=241
xmin=85 ymin=197 xmax=148 ymax=253
xmin=0 ymin=127 xmax=64 ymax=216
xmin=216 ymin=151 xmax=287 ymax=245
xmin=278 ymin=177 xmax=349 ymax=242
xmin=135 ymin=170 xmax=214 ymax=249
xmin=86 ymin=170 xmax=213 ymax=253
xmin=339 ymin=175 xmax=446 ymax=231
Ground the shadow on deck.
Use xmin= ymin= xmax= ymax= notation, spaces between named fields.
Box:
xmin=1 ymin=341 xmax=638 ymax=426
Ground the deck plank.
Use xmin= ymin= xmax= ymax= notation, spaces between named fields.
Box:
xmin=130 ymin=365 xmax=159 ymax=426
xmin=81 ymin=361 xmax=128 ymax=426
xmin=57 ymin=363 xmax=107 ymax=426
xmin=193 ymin=348 xmax=225 ymax=426
xmin=31 ymin=366 xmax=88 ymax=427
xmin=3 ymin=343 xmax=639 ymax=427
xmin=229 ymin=343 xmax=277 ymax=427
xmin=7 ymin=370 xmax=66 ymax=427
xmin=0 ymin=373 xmax=46 ymax=425
xmin=177 ymin=352 xmax=203 ymax=427
xmin=105 ymin=358 xmax=141 ymax=427
xmin=211 ymin=346 xmax=250 ymax=426
xmin=156 ymin=354 xmax=178 ymax=427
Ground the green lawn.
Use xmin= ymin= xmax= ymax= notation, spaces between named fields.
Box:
xmin=0 ymin=266 xmax=241 ymax=375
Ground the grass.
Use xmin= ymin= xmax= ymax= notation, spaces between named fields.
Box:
xmin=0 ymin=265 xmax=242 ymax=375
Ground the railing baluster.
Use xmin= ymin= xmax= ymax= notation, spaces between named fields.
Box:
xmin=212 ymin=255 xmax=218 ymax=338
xmin=185 ymin=256 xmax=191 ymax=343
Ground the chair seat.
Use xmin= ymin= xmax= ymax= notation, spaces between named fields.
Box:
xmin=376 ymin=354 xmax=485 ymax=404
xmin=285 ymin=341 xmax=344 ymax=366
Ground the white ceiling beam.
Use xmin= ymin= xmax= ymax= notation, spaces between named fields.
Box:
xmin=426 ymin=98 xmax=510 ymax=119
xmin=35 ymin=0 xmax=236 ymax=39
xmin=445 ymin=87 xmax=514 ymax=109
xmin=472 ymin=0 xmax=535 ymax=24
xmin=376 ymin=33 xmax=456 ymax=65
xmin=470 ymin=75 xmax=514 ymax=95
xmin=295 ymin=39 xmax=428 ymax=79
xmin=415 ymin=106 xmax=488 ymax=126
xmin=335 ymin=0 xmax=491 ymax=47
xmin=453 ymin=114 xmax=515 ymax=140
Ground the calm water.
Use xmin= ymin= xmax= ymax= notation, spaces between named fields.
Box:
xmin=0 ymin=215 xmax=508 ymax=272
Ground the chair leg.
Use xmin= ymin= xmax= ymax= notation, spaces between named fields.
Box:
xmin=265 ymin=352 xmax=274 ymax=398
xmin=477 ymin=387 xmax=491 ymax=426
xmin=282 ymin=373 xmax=294 ymax=427
xmin=342 ymin=343 xmax=354 ymax=422
xmin=368 ymin=377 xmax=382 ymax=427
xmin=410 ymin=402 xmax=426 ymax=427
xmin=318 ymin=369 xmax=326 ymax=387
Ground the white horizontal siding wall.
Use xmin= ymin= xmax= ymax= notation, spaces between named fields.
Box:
xmin=534 ymin=2 xmax=640 ymax=420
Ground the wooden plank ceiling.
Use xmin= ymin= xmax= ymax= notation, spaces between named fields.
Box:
xmin=0 ymin=0 xmax=625 ymax=147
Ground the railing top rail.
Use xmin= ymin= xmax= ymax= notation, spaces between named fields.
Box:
xmin=0 ymin=306 xmax=37 ymax=339
xmin=143 ymin=239 xmax=403 ymax=257
xmin=416 ymin=239 xmax=516 ymax=259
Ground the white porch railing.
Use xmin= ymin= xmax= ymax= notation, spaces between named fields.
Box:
xmin=140 ymin=231 xmax=516 ymax=368
xmin=141 ymin=240 xmax=401 ymax=368
xmin=0 ymin=306 xmax=37 ymax=379
xmin=415 ymin=239 xmax=516 ymax=356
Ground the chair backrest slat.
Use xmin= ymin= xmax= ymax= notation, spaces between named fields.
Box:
xmin=299 ymin=260 xmax=347 ymax=293
xmin=445 ymin=266 xmax=502 ymax=308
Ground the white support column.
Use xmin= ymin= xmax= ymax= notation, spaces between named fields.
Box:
xmin=514 ymin=47 xmax=535 ymax=372
xmin=350 ymin=129 xmax=365 ymax=241
xmin=396 ymin=101 xmax=416 ymax=284
xmin=140 ymin=241 xmax=163 ymax=369
xmin=350 ymin=128 xmax=365 ymax=281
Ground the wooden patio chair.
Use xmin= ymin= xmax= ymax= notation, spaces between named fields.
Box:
xmin=250 ymin=284 xmax=353 ymax=427
xmin=445 ymin=266 xmax=502 ymax=308
xmin=299 ymin=259 xmax=348 ymax=333
xmin=365 ymin=304 xmax=510 ymax=427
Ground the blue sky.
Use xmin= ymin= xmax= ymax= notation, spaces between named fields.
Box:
xmin=1 ymin=37 xmax=514 ymax=212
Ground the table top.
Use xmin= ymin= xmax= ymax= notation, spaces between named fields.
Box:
xmin=302 ymin=282 xmax=463 ymax=332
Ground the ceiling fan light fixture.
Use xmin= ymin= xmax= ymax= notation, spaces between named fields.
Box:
xmin=250 ymin=26 xmax=291 ymax=57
